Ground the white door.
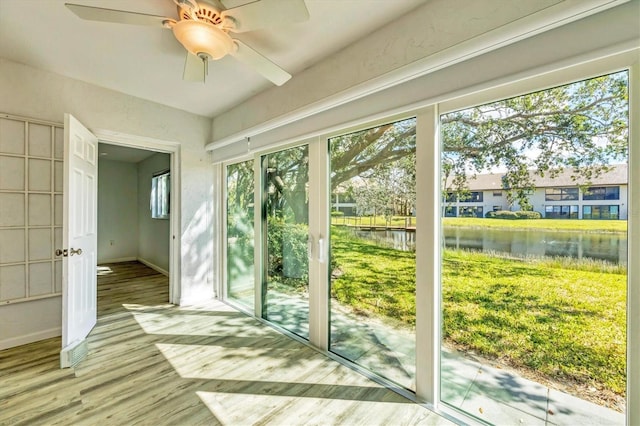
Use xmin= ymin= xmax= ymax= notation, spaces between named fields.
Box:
xmin=60 ymin=114 xmax=98 ymax=368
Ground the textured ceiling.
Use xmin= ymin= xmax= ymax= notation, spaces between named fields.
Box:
xmin=0 ymin=0 xmax=426 ymax=118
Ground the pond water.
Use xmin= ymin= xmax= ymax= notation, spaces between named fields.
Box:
xmin=353 ymin=227 xmax=628 ymax=265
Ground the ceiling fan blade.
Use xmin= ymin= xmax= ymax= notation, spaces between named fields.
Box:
xmin=223 ymin=0 xmax=309 ymax=33
xmin=65 ymin=3 xmax=169 ymax=27
xmin=183 ymin=52 xmax=207 ymax=82
xmin=230 ymin=40 xmax=291 ymax=86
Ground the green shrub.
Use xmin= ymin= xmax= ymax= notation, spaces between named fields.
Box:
xmin=267 ymin=219 xmax=309 ymax=290
xmin=485 ymin=210 xmax=541 ymax=219
xmin=486 ymin=210 xmax=516 ymax=219
xmin=515 ymin=210 xmax=542 ymax=219
xmin=331 ymin=210 xmax=345 ymax=217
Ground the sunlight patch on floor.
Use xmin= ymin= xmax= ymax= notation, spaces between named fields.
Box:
xmin=127 ymin=305 xmax=271 ymax=336
xmin=96 ymin=265 xmax=113 ymax=276
xmin=155 ymin=342 xmax=330 ymax=381
xmin=196 ymin=391 xmax=438 ymax=425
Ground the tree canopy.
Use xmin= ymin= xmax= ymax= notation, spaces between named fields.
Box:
xmin=232 ymin=71 xmax=628 ymax=218
xmin=440 ymin=71 xmax=628 ymax=208
xmin=330 ymin=71 xmax=628 ymax=212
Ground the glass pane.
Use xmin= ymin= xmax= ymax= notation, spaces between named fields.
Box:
xmin=226 ymin=160 xmax=255 ymax=310
xmin=329 ymin=117 xmax=416 ymax=390
xmin=151 ymin=172 xmax=170 ymax=219
xmin=440 ymin=71 xmax=628 ymax=425
xmin=262 ymin=145 xmax=309 ymax=338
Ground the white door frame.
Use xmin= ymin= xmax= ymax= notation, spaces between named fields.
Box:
xmin=92 ymin=129 xmax=181 ymax=304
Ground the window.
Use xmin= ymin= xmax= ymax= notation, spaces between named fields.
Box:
xmin=150 ymin=170 xmax=170 ymax=219
xmin=226 ymin=160 xmax=255 ymax=309
xmin=459 ymin=191 xmax=483 ymax=202
xmin=458 ymin=206 xmax=483 ymax=217
xmin=220 ymin=56 xmax=634 ymax=426
xmin=583 ymin=205 xmax=620 ymax=219
xmin=263 ymin=145 xmax=310 ymax=339
xmin=492 ymin=190 xmax=502 ymax=197
xmin=329 ymin=117 xmax=416 ymax=390
xmin=545 ymin=187 xmax=579 ymax=201
xmin=439 ymin=70 xmax=628 ymax=425
xmin=583 ymin=186 xmax=620 ymax=200
xmin=545 ymin=205 xmax=578 ymax=219
xmin=493 ymin=205 xmax=502 ymax=212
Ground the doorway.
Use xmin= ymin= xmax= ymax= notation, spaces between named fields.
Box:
xmin=93 ymin=130 xmax=180 ymax=305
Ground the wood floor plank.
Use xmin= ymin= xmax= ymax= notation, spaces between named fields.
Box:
xmin=0 ymin=261 xmax=451 ymax=425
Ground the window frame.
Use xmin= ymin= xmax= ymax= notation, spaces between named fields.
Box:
xmin=459 ymin=191 xmax=483 ymax=203
xmin=219 ymin=51 xmax=639 ymax=425
xmin=150 ymin=169 xmax=170 ymax=220
xmin=545 ymin=187 xmax=579 ymax=201
xmin=435 ymin=57 xmax=637 ymax=422
xmin=583 ymin=204 xmax=621 ymax=219
xmin=583 ymin=185 xmax=621 ymax=200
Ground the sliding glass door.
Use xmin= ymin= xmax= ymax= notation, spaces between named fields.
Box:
xmin=439 ymin=71 xmax=629 ymax=425
xmin=226 ymin=160 xmax=255 ymax=310
xmin=222 ymin=58 xmax=637 ymax=426
xmin=328 ymin=118 xmax=417 ymax=390
xmin=261 ymin=145 xmax=310 ymax=338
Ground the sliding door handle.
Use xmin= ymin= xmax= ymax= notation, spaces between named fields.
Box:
xmin=318 ymin=237 xmax=326 ymax=263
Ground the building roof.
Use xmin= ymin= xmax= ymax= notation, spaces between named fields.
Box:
xmin=465 ymin=164 xmax=628 ymax=191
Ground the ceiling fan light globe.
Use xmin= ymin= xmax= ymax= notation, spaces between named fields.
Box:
xmin=172 ymin=20 xmax=233 ymax=60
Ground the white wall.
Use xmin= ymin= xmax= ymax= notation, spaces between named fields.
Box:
xmin=210 ymin=0 xmax=563 ymax=142
xmin=137 ymin=153 xmax=170 ymax=273
xmin=0 ymin=58 xmax=213 ymax=349
xmin=97 ymin=159 xmax=139 ymax=263
xmin=209 ymin=1 xmax=639 ymax=154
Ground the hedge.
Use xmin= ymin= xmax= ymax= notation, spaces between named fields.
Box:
xmin=485 ymin=210 xmax=541 ymax=219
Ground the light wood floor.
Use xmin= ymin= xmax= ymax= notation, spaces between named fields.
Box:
xmin=0 ymin=262 xmax=451 ymax=425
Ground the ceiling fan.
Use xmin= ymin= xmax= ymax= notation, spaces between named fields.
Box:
xmin=65 ymin=0 xmax=309 ymax=85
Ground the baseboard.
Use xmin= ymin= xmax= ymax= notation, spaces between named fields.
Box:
xmin=137 ymin=258 xmax=169 ymax=276
xmin=0 ymin=327 xmax=61 ymax=351
xmin=98 ymin=257 xmax=137 ymax=264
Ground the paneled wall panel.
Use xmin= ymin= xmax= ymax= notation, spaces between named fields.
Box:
xmin=0 ymin=115 xmax=63 ymax=303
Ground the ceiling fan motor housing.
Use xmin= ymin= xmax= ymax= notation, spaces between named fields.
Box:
xmin=172 ymin=2 xmax=233 ymax=60
xmin=172 ymin=19 xmax=233 ymax=60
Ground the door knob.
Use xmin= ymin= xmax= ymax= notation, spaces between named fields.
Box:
xmin=70 ymin=248 xmax=83 ymax=256
xmin=55 ymin=248 xmax=68 ymax=257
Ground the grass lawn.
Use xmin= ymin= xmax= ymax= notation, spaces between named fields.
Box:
xmin=330 ymin=226 xmax=627 ymax=397
xmin=443 ymin=249 xmax=626 ymax=396
xmin=444 ymin=217 xmax=627 ymax=233
xmin=332 ymin=215 xmax=627 ymax=233
xmin=331 ymin=226 xmax=416 ymax=326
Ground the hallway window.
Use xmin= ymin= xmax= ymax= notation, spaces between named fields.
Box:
xmin=151 ymin=170 xmax=170 ymax=219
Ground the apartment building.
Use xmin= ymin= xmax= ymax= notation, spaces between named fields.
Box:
xmin=444 ymin=164 xmax=628 ymax=219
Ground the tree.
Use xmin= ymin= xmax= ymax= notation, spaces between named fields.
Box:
xmin=330 ymin=118 xmax=416 ymax=192
xmin=264 ymin=145 xmax=309 ymax=224
xmin=440 ymin=71 xmax=628 ymax=207
xmin=265 ymin=71 xmax=628 ymax=217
